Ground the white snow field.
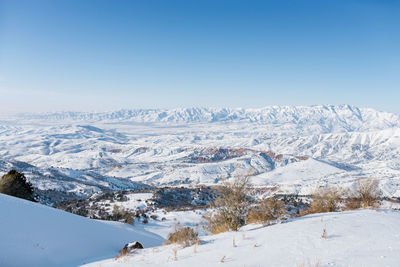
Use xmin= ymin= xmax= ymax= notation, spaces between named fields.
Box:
xmin=85 ymin=209 xmax=400 ymax=267
xmin=1 ymin=105 xmax=400 ymax=197
xmin=0 ymin=193 xmax=164 ymax=267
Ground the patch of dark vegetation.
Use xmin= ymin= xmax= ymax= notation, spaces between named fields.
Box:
xmin=34 ymin=188 xmax=83 ymax=206
xmin=54 ymin=189 xmax=156 ymax=223
xmin=154 ymin=186 xmax=216 ymax=210
xmin=53 ymin=186 xmax=218 ymax=224
xmin=275 ymin=194 xmax=310 ymax=216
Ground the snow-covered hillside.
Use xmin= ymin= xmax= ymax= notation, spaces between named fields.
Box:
xmin=0 ymin=193 xmax=163 ymax=267
xmin=1 ymin=105 xmax=399 ymax=198
xmin=85 ymin=209 xmax=400 ymax=267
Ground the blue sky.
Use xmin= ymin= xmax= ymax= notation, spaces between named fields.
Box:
xmin=0 ymin=0 xmax=399 ymax=114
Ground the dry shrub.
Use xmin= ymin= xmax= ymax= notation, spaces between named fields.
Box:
xmin=247 ymin=197 xmax=286 ymax=224
xmin=297 ymin=258 xmax=321 ymax=267
xmin=343 ymin=197 xmax=361 ymax=210
xmin=203 ymin=212 xmax=231 ymax=234
xmin=298 ymin=209 xmax=308 ymax=217
xmin=357 ymin=178 xmax=381 ymax=208
xmin=112 ymin=205 xmax=135 ymax=225
xmin=321 ymin=228 xmax=328 ymax=239
xmin=164 ymin=225 xmax=199 ymax=247
xmin=193 ymin=239 xmax=199 ymax=253
xmin=309 ymin=186 xmax=342 ymax=214
xmin=204 ymin=176 xmax=251 ymax=234
xmin=172 ymin=247 xmax=178 ymax=261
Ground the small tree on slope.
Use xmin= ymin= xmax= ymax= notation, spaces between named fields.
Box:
xmin=0 ymin=170 xmax=35 ymax=201
xmin=204 ymin=175 xmax=251 ymax=234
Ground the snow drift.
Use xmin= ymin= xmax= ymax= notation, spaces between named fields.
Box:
xmin=85 ymin=209 xmax=400 ymax=267
xmin=0 ymin=193 xmax=163 ymax=267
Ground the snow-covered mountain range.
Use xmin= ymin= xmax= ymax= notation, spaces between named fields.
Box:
xmin=1 ymin=105 xmax=399 ymax=199
xmin=12 ymin=105 xmax=400 ymax=131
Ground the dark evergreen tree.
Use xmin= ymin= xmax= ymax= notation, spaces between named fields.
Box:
xmin=0 ymin=170 xmax=35 ymax=201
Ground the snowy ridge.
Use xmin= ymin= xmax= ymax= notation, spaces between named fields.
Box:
xmin=14 ymin=105 xmax=400 ymax=132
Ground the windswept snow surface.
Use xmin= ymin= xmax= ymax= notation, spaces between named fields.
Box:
xmin=1 ymin=105 xmax=400 ymax=197
xmin=0 ymin=193 xmax=164 ymax=267
xmin=85 ymin=209 xmax=400 ymax=267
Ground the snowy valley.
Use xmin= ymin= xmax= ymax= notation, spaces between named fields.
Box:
xmin=1 ymin=105 xmax=400 ymax=200
xmin=1 ymin=105 xmax=400 ymax=267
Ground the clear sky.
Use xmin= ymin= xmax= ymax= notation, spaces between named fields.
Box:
xmin=0 ymin=0 xmax=399 ymax=114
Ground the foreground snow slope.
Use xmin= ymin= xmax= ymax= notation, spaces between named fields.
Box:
xmin=0 ymin=194 xmax=164 ymax=267
xmin=86 ymin=209 xmax=400 ymax=267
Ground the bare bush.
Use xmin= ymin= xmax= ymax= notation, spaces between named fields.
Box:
xmin=204 ymin=176 xmax=251 ymax=234
xmin=308 ymin=186 xmax=342 ymax=214
xmin=172 ymin=247 xmax=178 ymax=261
xmin=220 ymin=255 xmax=226 ymax=263
xmin=247 ymin=197 xmax=286 ymax=224
xmin=164 ymin=225 xmax=199 ymax=247
xmin=111 ymin=205 xmax=135 ymax=225
xmin=343 ymin=197 xmax=361 ymax=210
xmin=357 ymin=178 xmax=381 ymax=208
xmin=297 ymin=258 xmax=321 ymax=267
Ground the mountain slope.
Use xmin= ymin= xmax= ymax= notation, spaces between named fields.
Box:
xmin=85 ymin=209 xmax=400 ymax=267
xmin=0 ymin=193 xmax=164 ymax=267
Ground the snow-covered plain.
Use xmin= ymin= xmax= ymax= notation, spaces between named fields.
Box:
xmin=1 ymin=105 xmax=400 ymax=197
xmin=85 ymin=209 xmax=400 ymax=267
xmin=0 ymin=193 xmax=164 ymax=267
